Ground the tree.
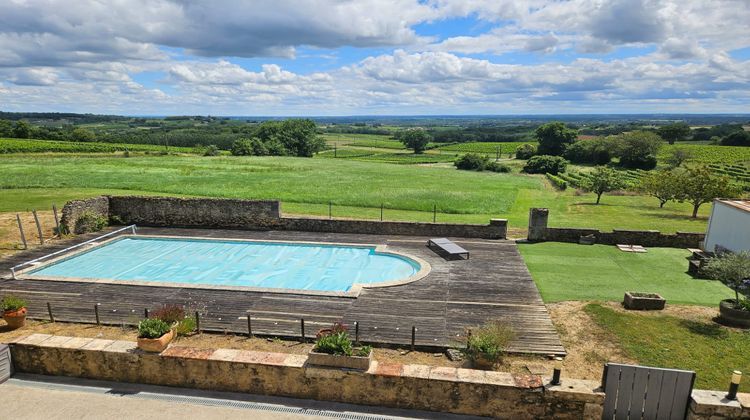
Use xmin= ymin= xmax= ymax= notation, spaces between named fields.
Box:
xmin=0 ymin=120 xmax=13 ymax=137
xmin=71 ymin=127 xmax=96 ymax=142
xmin=580 ymin=166 xmax=627 ymax=204
xmin=12 ymin=120 xmax=31 ymax=139
xmin=534 ymin=122 xmax=577 ymax=156
xmin=521 ymin=155 xmax=568 ymax=175
xmin=454 ymin=153 xmax=488 ymax=171
xmin=515 ymin=143 xmax=536 ymax=159
xmin=721 ymin=131 xmax=750 ymax=147
xmin=275 ymin=119 xmax=324 ymax=157
xmin=657 ymin=122 xmax=691 ymax=145
xmin=665 ymin=147 xmax=692 ymax=168
xmin=399 ymin=128 xmax=432 ymax=154
xmin=615 ymin=131 xmax=662 ymax=169
xmin=638 ymin=170 xmax=681 ymax=207
xmin=703 ymin=251 xmax=750 ymax=308
xmin=675 ymin=166 xmax=742 ymax=218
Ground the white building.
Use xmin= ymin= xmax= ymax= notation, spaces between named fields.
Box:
xmin=704 ymin=199 xmax=750 ymax=253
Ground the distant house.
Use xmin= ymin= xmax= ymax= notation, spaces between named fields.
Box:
xmin=704 ymin=199 xmax=750 ymax=253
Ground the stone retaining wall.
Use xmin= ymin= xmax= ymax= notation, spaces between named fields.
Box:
xmin=527 ymin=208 xmax=705 ymax=248
xmin=63 ymin=196 xmax=508 ymax=239
xmin=108 ymin=196 xmax=281 ymax=228
xmin=59 ymin=196 xmax=110 ymax=234
xmin=7 ymin=334 xmax=749 ymax=419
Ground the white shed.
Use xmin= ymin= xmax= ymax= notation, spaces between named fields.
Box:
xmin=704 ymin=199 xmax=750 ymax=253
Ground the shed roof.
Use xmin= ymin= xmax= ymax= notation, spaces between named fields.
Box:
xmin=718 ymin=199 xmax=750 ymax=213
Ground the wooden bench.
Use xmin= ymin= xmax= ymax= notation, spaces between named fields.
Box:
xmin=427 ymin=238 xmax=469 ymax=259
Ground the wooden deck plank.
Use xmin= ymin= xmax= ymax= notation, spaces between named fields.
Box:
xmin=0 ymin=227 xmax=565 ymax=355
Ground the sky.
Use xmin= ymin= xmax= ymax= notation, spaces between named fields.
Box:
xmin=0 ymin=0 xmax=749 ymax=116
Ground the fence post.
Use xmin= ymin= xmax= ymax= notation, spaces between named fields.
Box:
xmin=247 ymin=314 xmax=252 ymax=337
xmin=16 ymin=214 xmax=27 ymax=249
xmin=355 ymin=321 xmax=359 ymax=345
xmin=144 ymin=308 xmax=149 ymax=319
xmin=411 ymin=326 xmax=416 ymax=351
xmin=52 ymin=205 xmax=60 ymax=237
xmin=32 ymin=210 xmax=44 ymax=245
xmin=94 ymin=304 xmax=100 ymax=326
xmin=300 ymin=318 xmax=305 ymax=343
xmin=195 ymin=311 xmax=201 ymax=334
xmin=47 ymin=302 xmax=55 ymax=323
xmin=329 ymin=202 xmax=332 ymax=220
xmin=466 ymin=329 xmax=472 ymax=349
xmin=433 ymin=204 xmax=437 ymax=223
xmin=380 ymin=204 xmax=384 ymax=221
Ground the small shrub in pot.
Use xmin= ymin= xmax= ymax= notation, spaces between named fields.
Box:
xmin=2 ymin=295 xmax=28 ymax=329
xmin=704 ymin=251 xmax=750 ymax=327
xmin=137 ymin=318 xmax=174 ymax=352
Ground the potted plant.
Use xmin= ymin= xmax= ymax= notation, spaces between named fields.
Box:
xmin=2 ymin=296 xmax=28 ymax=329
xmin=461 ymin=320 xmax=514 ymax=370
xmin=704 ymin=251 xmax=750 ymax=328
xmin=137 ymin=318 xmax=174 ymax=352
xmin=308 ymin=323 xmax=373 ymax=370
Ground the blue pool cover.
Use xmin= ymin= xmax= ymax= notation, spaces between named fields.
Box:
xmin=28 ymin=237 xmax=420 ymax=292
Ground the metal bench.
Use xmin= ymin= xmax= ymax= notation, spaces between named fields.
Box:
xmin=427 ymin=238 xmax=469 ymax=259
xmin=602 ymin=363 xmax=695 ymax=420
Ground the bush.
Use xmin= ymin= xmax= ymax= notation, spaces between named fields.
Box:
xmin=534 ymin=122 xmax=577 ymax=156
xmin=619 ymin=154 xmax=658 ymax=170
xmin=203 ymin=144 xmax=220 ymax=156
xmin=614 ymin=131 xmax=661 ymax=169
xmin=137 ymin=318 xmax=171 ymax=339
xmin=546 ymin=173 xmax=568 ymax=190
xmin=485 ymin=161 xmax=511 ymax=173
xmin=1 ymin=295 xmax=27 ymax=312
xmin=515 ymin=143 xmax=536 ymax=159
xmin=454 ymin=153 xmax=489 ymax=170
xmin=563 ymin=139 xmax=612 ymax=165
xmin=74 ymin=211 xmax=108 ymax=234
xmin=461 ymin=320 xmax=514 ymax=365
xmin=721 ymin=131 xmax=750 ymax=147
xmin=174 ymin=317 xmax=196 ymax=336
xmin=150 ymin=304 xmax=185 ymax=325
xmin=522 ymin=155 xmax=568 ymax=175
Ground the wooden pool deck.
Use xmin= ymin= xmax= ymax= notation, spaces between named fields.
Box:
xmin=0 ymin=227 xmax=565 ymax=355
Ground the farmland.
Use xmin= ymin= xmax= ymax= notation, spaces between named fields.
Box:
xmin=0 ymin=138 xmax=197 ymax=154
xmin=0 ymin=153 xmax=713 ymax=233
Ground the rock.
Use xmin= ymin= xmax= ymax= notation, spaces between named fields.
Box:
xmin=446 ymin=348 xmax=463 ymax=361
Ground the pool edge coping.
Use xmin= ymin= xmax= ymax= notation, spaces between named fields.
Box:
xmin=17 ymin=234 xmax=432 ymax=298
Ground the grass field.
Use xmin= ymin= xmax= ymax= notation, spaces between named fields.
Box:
xmin=585 ymin=303 xmax=749 ymax=390
xmin=518 ymin=242 xmax=733 ymax=305
xmin=0 ymin=154 xmax=715 ymax=232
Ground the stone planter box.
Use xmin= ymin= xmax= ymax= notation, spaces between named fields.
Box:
xmin=719 ymin=299 xmax=750 ymax=328
xmin=623 ymin=292 xmax=665 ymax=310
xmin=137 ymin=329 xmax=174 ymax=353
xmin=307 ymin=350 xmax=373 ymax=370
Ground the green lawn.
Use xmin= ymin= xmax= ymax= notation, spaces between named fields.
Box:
xmin=585 ymin=303 xmax=749 ymax=390
xmin=0 ymin=154 xmax=714 ymax=232
xmin=518 ymin=242 xmax=733 ymax=306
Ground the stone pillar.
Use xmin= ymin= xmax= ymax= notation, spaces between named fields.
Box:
xmin=528 ymin=208 xmax=549 ymax=242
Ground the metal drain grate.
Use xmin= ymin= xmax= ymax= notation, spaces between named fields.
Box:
xmin=6 ymin=377 xmax=405 ymax=420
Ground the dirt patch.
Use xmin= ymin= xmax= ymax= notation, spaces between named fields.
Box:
xmin=0 ymin=211 xmax=63 ymax=258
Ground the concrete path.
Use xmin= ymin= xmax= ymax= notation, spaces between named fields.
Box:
xmin=1 ymin=374 xmax=488 ymax=420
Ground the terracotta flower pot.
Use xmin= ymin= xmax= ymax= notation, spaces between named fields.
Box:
xmin=3 ymin=307 xmax=27 ymax=330
xmin=137 ymin=329 xmax=174 ymax=353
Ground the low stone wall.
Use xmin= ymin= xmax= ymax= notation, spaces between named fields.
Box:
xmin=61 ymin=196 xmax=508 ymax=239
xmin=276 ymin=217 xmax=508 ymax=239
xmin=8 ymin=335 xmax=748 ymax=419
xmin=527 ymin=208 xmax=705 ymax=248
xmin=109 ymin=196 xmax=281 ymax=229
xmin=59 ymin=196 xmax=110 ymax=234
xmin=8 ymin=334 xmax=600 ymax=419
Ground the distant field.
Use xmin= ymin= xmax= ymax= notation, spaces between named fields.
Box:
xmin=0 ymin=154 xmax=714 ymax=233
xmin=437 ymin=142 xmax=535 ymax=155
xmin=659 ymin=144 xmax=750 ymax=164
xmin=0 ymin=138 xmax=195 ymax=154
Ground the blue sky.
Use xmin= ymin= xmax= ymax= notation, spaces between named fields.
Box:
xmin=0 ymin=0 xmax=748 ymax=115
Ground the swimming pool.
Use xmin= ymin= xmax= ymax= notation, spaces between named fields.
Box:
xmin=25 ymin=236 xmax=428 ymax=295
